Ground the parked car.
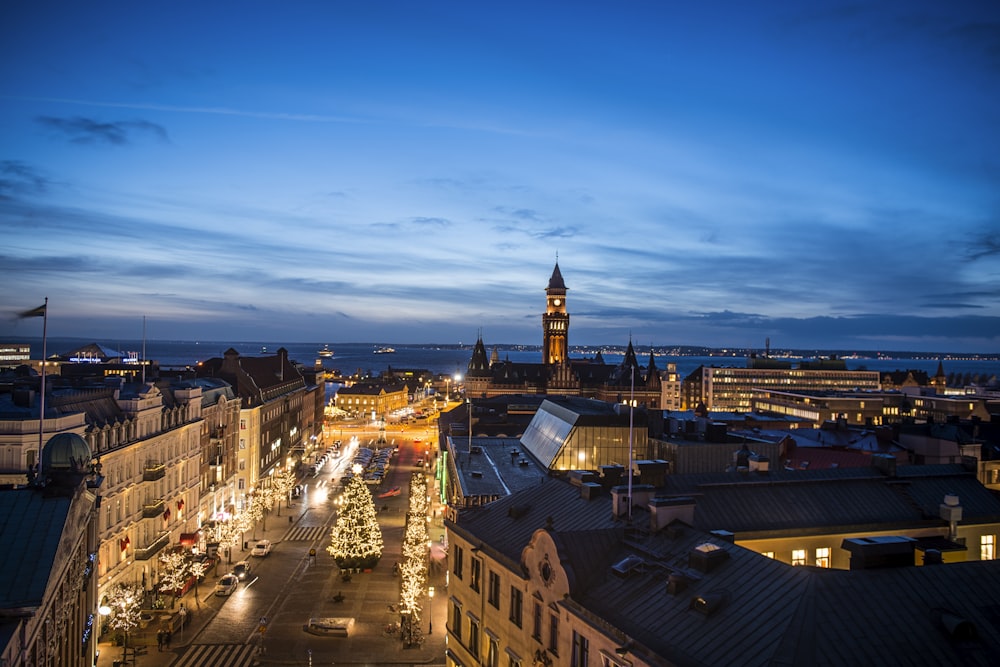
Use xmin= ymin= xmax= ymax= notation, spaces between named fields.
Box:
xmin=251 ymin=539 xmax=272 ymax=557
xmin=215 ymin=574 xmax=239 ymax=596
xmin=232 ymin=560 xmax=252 ymax=580
xmin=291 ymin=484 xmax=303 ymax=499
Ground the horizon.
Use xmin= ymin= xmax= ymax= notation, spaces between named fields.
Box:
xmin=9 ymin=335 xmax=999 ymax=360
xmin=3 ymin=2 xmax=999 ymax=352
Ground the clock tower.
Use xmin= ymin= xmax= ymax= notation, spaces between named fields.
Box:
xmin=542 ymin=262 xmax=569 ymax=365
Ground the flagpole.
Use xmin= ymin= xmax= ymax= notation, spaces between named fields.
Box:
xmin=628 ymin=363 xmax=634 ymax=522
xmin=142 ymin=315 xmax=147 ymax=384
xmin=38 ymin=297 xmax=48 ymax=455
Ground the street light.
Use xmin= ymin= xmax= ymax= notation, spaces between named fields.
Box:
xmin=428 ymin=586 xmax=435 ymax=634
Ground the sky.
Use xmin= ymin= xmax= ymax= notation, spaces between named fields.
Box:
xmin=1 ymin=1 xmax=998 ymax=353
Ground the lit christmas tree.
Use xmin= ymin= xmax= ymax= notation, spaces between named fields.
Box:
xmin=327 ymin=471 xmax=383 ymax=569
xmin=398 ymin=472 xmax=431 ymax=646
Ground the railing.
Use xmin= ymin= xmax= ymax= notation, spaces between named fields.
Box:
xmin=142 ymin=498 xmax=165 ymax=518
xmin=143 ymin=462 xmax=166 ymax=481
xmin=134 ymin=532 xmax=170 ymax=561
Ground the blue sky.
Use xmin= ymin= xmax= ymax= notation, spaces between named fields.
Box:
xmin=2 ymin=1 xmax=998 ymax=352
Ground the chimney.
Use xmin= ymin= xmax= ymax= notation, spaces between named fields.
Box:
xmin=611 ymin=484 xmax=655 ymax=518
xmin=688 ymin=542 xmax=729 ymax=573
xmin=649 ymin=496 xmax=696 ymax=531
xmin=748 ymin=455 xmax=769 ymax=473
xmin=939 ymin=494 xmax=962 ymax=541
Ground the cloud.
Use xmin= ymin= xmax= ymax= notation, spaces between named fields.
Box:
xmin=411 ymin=216 xmax=451 ymax=227
xmin=0 ymin=161 xmax=50 ymax=199
xmin=35 ymin=116 xmax=169 ymax=145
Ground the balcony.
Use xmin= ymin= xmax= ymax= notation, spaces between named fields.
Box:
xmin=142 ymin=498 xmax=165 ymax=518
xmin=134 ymin=532 xmax=170 ymax=561
xmin=143 ymin=462 xmax=166 ymax=481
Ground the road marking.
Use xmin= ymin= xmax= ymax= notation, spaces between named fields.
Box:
xmin=174 ymin=643 xmax=256 ymax=667
xmin=285 ymin=526 xmax=328 ymax=542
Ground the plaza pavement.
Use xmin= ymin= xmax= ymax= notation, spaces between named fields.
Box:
xmin=96 ymin=456 xmax=448 ymax=666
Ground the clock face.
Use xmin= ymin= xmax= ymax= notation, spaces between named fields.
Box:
xmin=553 ymin=298 xmax=561 ymax=306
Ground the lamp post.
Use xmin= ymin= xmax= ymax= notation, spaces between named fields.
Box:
xmin=428 ymin=586 xmax=435 ymax=634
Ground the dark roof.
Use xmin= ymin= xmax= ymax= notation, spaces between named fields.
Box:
xmin=546 ymin=262 xmax=566 ymax=291
xmin=661 ymin=464 xmax=1000 ymax=536
xmin=0 ymin=488 xmax=71 ymax=608
xmin=451 ymin=476 xmax=1000 ymax=666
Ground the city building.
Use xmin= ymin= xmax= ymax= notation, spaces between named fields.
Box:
xmin=0 ymin=342 xmax=31 ymax=368
xmin=0 ymin=433 xmax=102 ymax=667
xmin=334 ymin=378 xmax=410 ymax=419
xmin=445 ymin=473 xmax=1000 ymax=667
xmin=464 ymin=263 xmax=677 ymax=410
xmin=681 ymin=358 xmax=881 ymax=412
xmin=196 ymin=348 xmax=310 ymax=507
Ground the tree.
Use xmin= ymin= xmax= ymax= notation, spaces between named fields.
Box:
xmin=398 ymin=472 xmax=430 ymax=646
xmin=271 ymin=466 xmax=296 ymax=515
xmin=188 ymin=560 xmax=209 ymax=607
xmin=327 ymin=474 xmax=383 ymax=570
xmin=105 ymin=582 xmax=142 ymax=662
xmin=158 ymin=551 xmax=190 ymax=608
xmin=216 ymin=519 xmax=241 ymax=563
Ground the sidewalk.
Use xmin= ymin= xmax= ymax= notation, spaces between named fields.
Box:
xmin=96 ymin=454 xmax=447 ymax=666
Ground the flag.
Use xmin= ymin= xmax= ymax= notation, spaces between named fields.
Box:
xmin=18 ymin=304 xmax=46 ymax=318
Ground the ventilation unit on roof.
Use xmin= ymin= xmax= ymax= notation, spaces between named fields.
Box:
xmin=690 ymin=590 xmax=730 ymax=616
xmin=611 ymin=554 xmax=645 ymax=578
xmin=470 ymin=470 xmax=483 ymax=478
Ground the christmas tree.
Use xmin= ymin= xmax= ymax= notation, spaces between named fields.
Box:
xmin=327 ymin=473 xmax=383 ymax=569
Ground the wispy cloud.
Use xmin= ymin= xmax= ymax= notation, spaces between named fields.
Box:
xmin=35 ymin=116 xmax=169 ymax=145
xmin=0 ymin=161 xmax=50 ymax=199
xmin=8 ymin=96 xmax=368 ymax=124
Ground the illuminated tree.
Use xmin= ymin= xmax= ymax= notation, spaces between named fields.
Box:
xmin=398 ymin=472 xmax=431 ymax=646
xmin=271 ymin=467 xmax=296 ymax=516
xmin=158 ymin=551 xmax=189 ymax=608
xmin=327 ymin=474 xmax=383 ymax=569
xmin=217 ymin=519 xmax=241 ymax=563
xmin=188 ymin=560 xmax=209 ymax=607
xmin=105 ymin=582 xmax=142 ymax=660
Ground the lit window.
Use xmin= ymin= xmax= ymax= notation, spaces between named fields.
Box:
xmin=761 ymin=551 xmax=774 ymax=559
xmin=815 ymin=547 xmax=831 ymax=568
xmin=792 ymin=549 xmax=806 ymax=566
xmin=983 ymin=535 xmax=996 ymax=561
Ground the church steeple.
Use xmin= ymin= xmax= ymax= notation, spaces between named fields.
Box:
xmin=467 ymin=335 xmax=492 ymax=377
xmin=542 ymin=261 xmax=569 ymax=365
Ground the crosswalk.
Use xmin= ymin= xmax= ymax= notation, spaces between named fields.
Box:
xmin=173 ymin=643 xmax=256 ymax=667
xmin=285 ymin=525 xmax=328 ymax=542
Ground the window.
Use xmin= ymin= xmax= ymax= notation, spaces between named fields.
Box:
xmin=791 ymin=549 xmax=806 ymax=566
xmin=532 ymin=600 xmax=542 ymax=641
xmin=761 ymin=551 xmax=774 ymax=559
xmin=815 ymin=547 xmax=831 ymax=568
xmin=453 ymin=545 xmax=464 ymax=579
xmin=441 ymin=594 xmax=457 ymax=632
xmin=471 ymin=557 xmax=482 ymax=592
xmin=488 ymin=570 xmax=501 ymax=608
xmin=469 ymin=616 xmax=480 ymax=657
xmin=571 ymin=631 xmax=589 ymax=667
xmin=983 ymin=535 xmax=996 ymax=560
xmin=509 ymin=586 xmax=523 ymax=627
xmin=487 ymin=634 xmax=500 ymax=667
xmin=548 ymin=612 xmax=559 ymax=654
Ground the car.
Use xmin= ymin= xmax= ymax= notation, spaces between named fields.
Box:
xmin=215 ymin=574 xmax=239 ymax=596
xmin=232 ymin=560 xmax=252 ymax=580
xmin=291 ymin=484 xmax=303 ymax=499
xmin=251 ymin=539 xmax=272 ymax=557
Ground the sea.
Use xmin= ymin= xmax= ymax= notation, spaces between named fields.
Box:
xmin=15 ymin=337 xmax=1000 ymax=384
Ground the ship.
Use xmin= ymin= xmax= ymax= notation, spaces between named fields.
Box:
xmin=373 ymin=346 xmax=396 ymax=354
xmin=318 ymin=345 xmax=334 ymax=357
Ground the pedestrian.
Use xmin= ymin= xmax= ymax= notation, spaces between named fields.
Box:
xmin=156 ymin=629 xmax=164 ymax=651
xmin=165 ymin=629 xmax=172 ymax=648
